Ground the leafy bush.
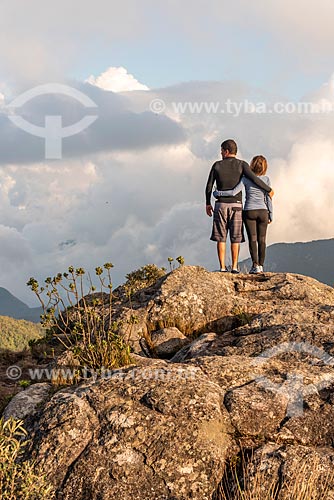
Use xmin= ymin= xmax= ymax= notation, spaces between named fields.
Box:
xmin=124 ymin=257 xmax=185 ymax=295
xmin=0 ymin=417 xmax=54 ymax=499
xmin=124 ymin=264 xmax=166 ymax=294
xmin=27 ymin=263 xmax=132 ymax=373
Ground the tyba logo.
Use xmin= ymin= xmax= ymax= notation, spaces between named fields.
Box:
xmin=251 ymin=341 xmax=334 ymax=418
xmin=7 ymin=83 xmax=98 ymax=159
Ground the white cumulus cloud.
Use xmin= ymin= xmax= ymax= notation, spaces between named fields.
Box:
xmin=86 ymin=66 xmax=149 ymax=92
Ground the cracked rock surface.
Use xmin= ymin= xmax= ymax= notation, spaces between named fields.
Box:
xmin=28 ymin=364 xmax=232 ymax=500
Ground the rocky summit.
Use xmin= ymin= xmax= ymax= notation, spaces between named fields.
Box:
xmin=5 ymin=266 xmax=334 ymax=499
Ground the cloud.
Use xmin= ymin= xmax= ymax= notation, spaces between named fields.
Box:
xmin=0 ymin=0 xmax=147 ymax=86
xmin=2 ymin=0 xmax=334 ymax=90
xmin=0 ymin=146 xmax=206 ymax=305
xmin=0 ymin=81 xmax=185 ymax=164
xmin=237 ymin=0 xmax=334 ymax=63
xmin=86 ymin=67 xmax=149 ymax=92
xmin=268 ymin=137 xmax=334 ymax=243
xmin=1 ymin=72 xmax=334 ymax=306
xmin=159 ymin=0 xmax=334 ymax=74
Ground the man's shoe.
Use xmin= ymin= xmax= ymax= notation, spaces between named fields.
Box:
xmin=213 ymin=268 xmax=229 ymax=273
xmin=231 ymin=268 xmax=240 ymax=274
xmin=249 ymin=266 xmax=258 ymax=274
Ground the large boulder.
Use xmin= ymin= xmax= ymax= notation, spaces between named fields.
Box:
xmin=28 ymin=362 xmax=232 ymax=500
xmin=3 ymin=383 xmax=52 ymax=421
xmin=7 ymin=266 xmax=334 ymax=499
xmin=110 ymin=266 xmax=334 ymax=355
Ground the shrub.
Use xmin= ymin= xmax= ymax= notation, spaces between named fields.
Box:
xmin=27 ymin=263 xmax=132 ymax=374
xmin=124 ymin=264 xmax=166 ymax=295
xmin=124 ymin=257 xmax=185 ymax=295
xmin=0 ymin=417 xmax=54 ymax=499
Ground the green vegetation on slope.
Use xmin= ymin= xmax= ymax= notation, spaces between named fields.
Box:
xmin=0 ymin=316 xmax=44 ymax=351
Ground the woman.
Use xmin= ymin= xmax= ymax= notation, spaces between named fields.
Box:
xmin=213 ymin=155 xmax=273 ymax=274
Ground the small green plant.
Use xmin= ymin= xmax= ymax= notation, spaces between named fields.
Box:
xmin=231 ymin=306 xmax=253 ymax=327
xmin=27 ymin=263 xmax=132 ymax=374
xmin=124 ymin=264 xmax=166 ymax=295
xmin=168 ymin=256 xmax=185 ymax=271
xmin=0 ymin=417 xmax=54 ymax=499
xmin=167 ymin=257 xmax=174 ymax=271
xmin=176 ymin=255 xmax=185 ymax=266
xmin=18 ymin=380 xmax=31 ymax=389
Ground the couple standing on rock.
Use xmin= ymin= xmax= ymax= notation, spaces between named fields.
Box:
xmin=205 ymin=139 xmax=274 ymax=274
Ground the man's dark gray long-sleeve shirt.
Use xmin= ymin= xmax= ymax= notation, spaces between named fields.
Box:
xmin=205 ymin=157 xmax=271 ymax=205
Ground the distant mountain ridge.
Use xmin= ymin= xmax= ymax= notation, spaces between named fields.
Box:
xmin=0 ymin=287 xmax=42 ymax=323
xmin=240 ymin=238 xmax=334 ymax=286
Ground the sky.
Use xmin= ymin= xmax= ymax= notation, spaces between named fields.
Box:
xmin=0 ymin=0 xmax=334 ymax=306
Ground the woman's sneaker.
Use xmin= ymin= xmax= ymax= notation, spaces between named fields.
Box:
xmin=249 ymin=265 xmax=258 ymax=274
xmin=250 ymin=265 xmax=263 ymax=274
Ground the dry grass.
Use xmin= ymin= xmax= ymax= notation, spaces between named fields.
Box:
xmin=214 ymin=450 xmax=334 ymax=500
xmin=279 ymin=455 xmax=334 ymax=500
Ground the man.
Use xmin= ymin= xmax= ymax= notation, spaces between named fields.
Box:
xmin=205 ymin=139 xmax=274 ymax=273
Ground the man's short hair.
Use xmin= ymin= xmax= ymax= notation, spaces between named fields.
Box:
xmin=221 ymin=139 xmax=238 ymax=155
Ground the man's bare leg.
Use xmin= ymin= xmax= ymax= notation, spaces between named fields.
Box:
xmin=217 ymin=242 xmax=226 ymax=270
xmin=231 ymin=243 xmax=240 ymax=270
